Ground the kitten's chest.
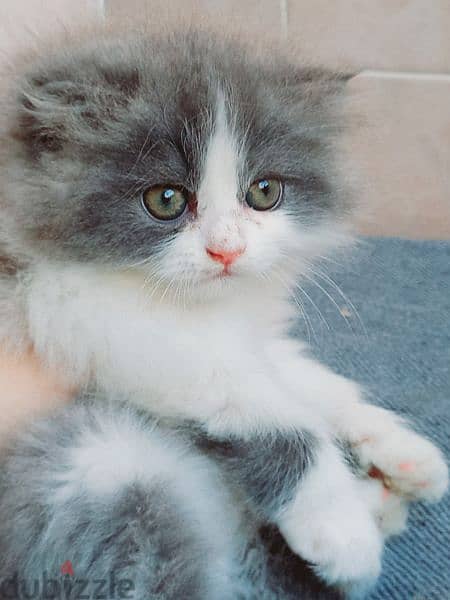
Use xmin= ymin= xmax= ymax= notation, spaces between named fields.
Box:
xmin=91 ymin=305 xmax=268 ymax=419
xmin=27 ymin=266 xmax=277 ymax=417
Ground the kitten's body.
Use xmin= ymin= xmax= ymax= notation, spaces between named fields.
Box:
xmin=0 ymin=399 xmax=341 ymax=599
xmin=0 ymin=25 xmax=447 ymax=598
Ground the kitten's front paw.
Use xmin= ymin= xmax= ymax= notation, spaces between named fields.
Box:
xmin=353 ymin=413 xmax=448 ymax=502
xmin=278 ymin=503 xmax=382 ymax=591
xmin=356 ymin=476 xmax=409 ymax=538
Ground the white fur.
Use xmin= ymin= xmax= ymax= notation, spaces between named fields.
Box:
xmin=277 ymin=441 xmax=383 ymax=588
xmin=26 ymin=263 xmax=320 ymax=432
xmin=53 ymin=409 xmax=241 ymax=533
xmin=48 ymin=406 xmax=243 ymax=592
xmin=271 ymin=342 xmax=449 ymax=501
xmin=54 ymin=412 xmax=178 ymax=500
xmin=19 ymin=89 xmax=448 ymax=589
xmin=354 ymin=477 xmax=409 ymax=538
xmin=197 ymin=93 xmax=240 ymax=220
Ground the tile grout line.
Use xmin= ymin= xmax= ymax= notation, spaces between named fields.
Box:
xmin=96 ymin=0 xmax=106 ymax=19
xmin=362 ymin=69 xmax=450 ymax=82
xmin=280 ymin=0 xmax=288 ymax=39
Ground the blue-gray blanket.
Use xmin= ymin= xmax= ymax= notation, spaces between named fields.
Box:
xmin=293 ymin=238 xmax=450 ymax=599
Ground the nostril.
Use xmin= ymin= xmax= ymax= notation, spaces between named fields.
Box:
xmin=206 ymin=247 xmax=245 ymax=266
xmin=206 ymin=248 xmax=224 ymax=262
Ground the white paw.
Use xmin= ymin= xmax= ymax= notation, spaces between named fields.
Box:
xmin=354 ymin=422 xmax=448 ymax=502
xmin=355 ymin=476 xmax=409 ymax=538
xmin=377 ymin=488 xmax=409 ymax=536
xmin=278 ymin=504 xmax=382 ymax=589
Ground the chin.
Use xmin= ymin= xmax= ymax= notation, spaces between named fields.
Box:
xmin=178 ymin=269 xmax=264 ymax=305
xmin=187 ymin=273 xmax=241 ymax=302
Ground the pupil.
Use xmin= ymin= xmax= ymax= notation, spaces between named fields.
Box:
xmin=162 ymin=189 xmax=175 ymax=204
xmin=258 ymin=180 xmax=270 ymax=195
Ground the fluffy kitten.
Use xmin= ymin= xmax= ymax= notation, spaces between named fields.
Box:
xmin=0 ymin=24 xmax=447 ymax=598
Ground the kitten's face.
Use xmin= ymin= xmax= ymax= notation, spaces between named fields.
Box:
xmin=3 ymin=31 xmax=351 ymax=302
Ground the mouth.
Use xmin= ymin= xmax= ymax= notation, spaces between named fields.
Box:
xmin=204 ymin=266 xmax=236 ymax=282
xmin=211 ymin=271 xmax=232 ymax=281
xmin=220 ymin=265 xmax=233 ymax=277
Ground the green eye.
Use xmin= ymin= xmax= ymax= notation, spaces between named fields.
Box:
xmin=245 ymin=179 xmax=282 ymax=211
xmin=142 ymin=185 xmax=188 ymax=221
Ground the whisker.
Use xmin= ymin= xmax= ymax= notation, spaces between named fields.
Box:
xmin=299 ymin=271 xmax=352 ymax=331
xmin=143 ymin=271 xmax=167 ymax=305
xmin=275 ymin=251 xmax=365 ymax=338
xmin=181 ymin=277 xmax=190 ymax=310
xmin=160 ymin=275 xmax=177 ymax=304
xmin=306 ymin=263 xmax=367 ymax=337
xmin=126 ymin=255 xmax=156 ymax=270
xmin=293 ymin=281 xmax=331 ymax=333
xmin=127 ymin=125 xmax=156 ymax=177
xmin=270 ymin=269 xmax=316 ymax=343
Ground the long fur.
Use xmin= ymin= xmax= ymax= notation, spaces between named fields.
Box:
xmin=0 ymin=22 xmax=447 ymax=599
xmin=0 ymin=398 xmax=345 ymax=599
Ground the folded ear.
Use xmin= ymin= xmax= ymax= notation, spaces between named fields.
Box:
xmin=12 ymin=60 xmax=141 ymax=158
xmin=14 ymin=75 xmax=84 ymax=156
xmin=282 ymin=66 xmax=356 ymax=100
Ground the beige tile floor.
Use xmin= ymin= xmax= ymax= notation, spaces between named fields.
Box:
xmin=347 ymin=72 xmax=450 ymax=239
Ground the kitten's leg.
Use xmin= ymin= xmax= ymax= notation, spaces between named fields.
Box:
xmin=271 ymin=341 xmax=449 ymax=504
xmin=195 ymin=424 xmax=383 ymax=593
xmin=0 ymin=401 xmax=237 ymax=600
xmin=276 ymin=440 xmax=383 ymax=593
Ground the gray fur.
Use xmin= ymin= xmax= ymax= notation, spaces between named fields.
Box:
xmin=0 ymin=26 xmax=352 ymax=598
xmin=0 ymin=401 xmax=235 ymax=599
xmin=0 ymin=29 xmax=350 ymax=269
xmin=192 ymin=426 xmax=317 ymax=518
xmin=0 ymin=400 xmax=339 ymax=599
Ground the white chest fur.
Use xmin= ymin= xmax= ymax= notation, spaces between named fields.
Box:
xmin=25 ymin=264 xmax=302 ymax=427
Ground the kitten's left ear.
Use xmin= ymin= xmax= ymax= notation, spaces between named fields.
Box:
xmin=287 ymin=67 xmax=355 ymax=94
xmin=275 ymin=66 xmax=356 ymax=117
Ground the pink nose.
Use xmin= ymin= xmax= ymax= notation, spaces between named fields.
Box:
xmin=206 ymin=247 xmax=245 ymax=266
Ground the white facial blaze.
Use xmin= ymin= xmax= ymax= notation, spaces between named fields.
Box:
xmin=197 ymin=92 xmax=245 ymax=252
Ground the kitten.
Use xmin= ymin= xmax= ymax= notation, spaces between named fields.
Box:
xmin=0 ymin=24 xmax=447 ymax=598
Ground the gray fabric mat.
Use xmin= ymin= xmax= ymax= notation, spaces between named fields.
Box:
xmin=291 ymin=238 xmax=450 ymax=599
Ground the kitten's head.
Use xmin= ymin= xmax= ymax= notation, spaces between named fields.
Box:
xmin=1 ymin=29 xmax=353 ymax=303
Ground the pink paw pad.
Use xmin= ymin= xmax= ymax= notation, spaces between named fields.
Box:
xmin=398 ymin=461 xmax=416 ymax=473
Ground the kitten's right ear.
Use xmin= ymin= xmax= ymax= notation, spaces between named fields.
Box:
xmin=12 ymin=60 xmax=141 ymax=159
xmin=12 ymin=73 xmax=86 ymax=157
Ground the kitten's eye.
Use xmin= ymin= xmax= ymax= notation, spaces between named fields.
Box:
xmin=142 ymin=185 xmax=188 ymax=221
xmin=245 ymin=179 xmax=283 ymax=211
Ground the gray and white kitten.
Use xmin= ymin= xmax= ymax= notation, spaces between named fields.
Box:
xmin=0 ymin=25 xmax=447 ymax=599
